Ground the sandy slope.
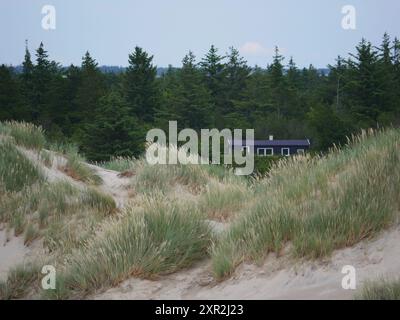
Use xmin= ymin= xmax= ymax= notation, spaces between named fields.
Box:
xmin=0 ymin=152 xmax=131 ymax=281
xmin=2 ymin=149 xmax=400 ymax=299
xmin=0 ymin=229 xmax=30 ymax=281
xmin=94 ymin=225 xmax=400 ymax=300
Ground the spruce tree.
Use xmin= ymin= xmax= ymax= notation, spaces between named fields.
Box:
xmin=124 ymin=46 xmax=159 ymax=123
xmin=200 ymin=45 xmax=226 ymax=127
xmin=20 ymin=41 xmax=35 ymax=121
xmin=81 ymin=91 xmax=143 ymax=161
xmin=0 ymin=65 xmax=21 ymax=120
xmin=75 ymin=51 xmax=105 ymax=131
xmin=158 ymin=51 xmax=212 ymax=131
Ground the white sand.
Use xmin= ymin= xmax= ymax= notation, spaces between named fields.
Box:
xmin=3 ymin=147 xmax=400 ymax=299
xmin=0 ymin=229 xmax=30 ymax=281
xmin=94 ymin=225 xmax=400 ymax=300
xmin=87 ymin=164 xmax=132 ymax=209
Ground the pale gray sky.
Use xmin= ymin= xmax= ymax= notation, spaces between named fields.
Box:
xmin=0 ymin=0 xmax=399 ymax=68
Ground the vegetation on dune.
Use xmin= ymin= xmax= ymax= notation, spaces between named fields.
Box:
xmin=1 ymin=121 xmax=400 ymax=300
xmin=0 ymin=262 xmax=43 ymax=300
xmin=0 ymin=121 xmax=46 ymax=150
xmin=0 ymin=121 xmax=116 ymax=251
xmin=0 ymin=140 xmax=44 ymax=192
xmin=97 ymin=156 xmax=135 ymax=172
xmin=61 ymin=152 xmax=102 ymax=185
xmin=356 ymin=278 xmax=400 ymax=300
xmin=211 ymin=129 xmax=400 ymax=278
xmin=46 ymin=199 xmax=212 ymax=299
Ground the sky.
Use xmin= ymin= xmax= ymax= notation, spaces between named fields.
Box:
xmin=0 ymin=0 xmax=399 ymax=68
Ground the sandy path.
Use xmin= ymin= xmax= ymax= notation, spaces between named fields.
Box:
xmin=87 ymin=164 xmax=132 ymax=209
xmin=94 ymin=225 xmax=400 ymax=300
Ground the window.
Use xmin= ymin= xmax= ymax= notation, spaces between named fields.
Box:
xmin=257 ymin=148 xmax=274 ymax=156
xmin=281 ymin=148 xmax=290 ymax=156
xmin=297 ymin=149 xmax=305 ymax=155
xmin=266 ymin=148 xmax=274 ymax=156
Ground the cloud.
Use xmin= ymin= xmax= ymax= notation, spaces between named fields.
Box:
xmin=239 ymin=42 xmax=272 ymax=56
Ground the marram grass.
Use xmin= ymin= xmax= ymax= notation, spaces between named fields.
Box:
xmin=211 ymin=129 xmax=400 ymax=279
xmin=46 ymin=199 xmax=212 ymax=298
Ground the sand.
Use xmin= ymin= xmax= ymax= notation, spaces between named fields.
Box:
xmin=0 ymin=229 xmax=31 ymax=281
xmin=93 ymin=224 xmax=400 ymax=300
xmin=2 ymin=148 xmax=400 ymax=299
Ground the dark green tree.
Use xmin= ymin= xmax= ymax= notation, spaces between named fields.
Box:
xmin=75 ymin=51 xmax=105 ymax=127
xmin=0 ymin=65 xmax=21 ymax=120
xmin=81 ymin=91 xmax=144 ymax=161
xmin=123 ymin=46 xmax=159 ymax=122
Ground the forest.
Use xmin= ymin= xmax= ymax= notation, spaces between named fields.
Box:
xmin=0 ymin=33 xmax=399 ymax=161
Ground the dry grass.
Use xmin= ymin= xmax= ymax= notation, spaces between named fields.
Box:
xmin=356 ymin=278 xmax=400 ymax=300
xmin=45 ymin=198 xmax=212 ymax=299
xmin=211 ymin=129 xmax=400 ymax=279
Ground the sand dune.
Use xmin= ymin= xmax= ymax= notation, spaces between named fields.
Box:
xmin=94 ymin=224 xmax=400 ymax=300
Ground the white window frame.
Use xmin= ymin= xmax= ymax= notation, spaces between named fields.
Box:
xmin=297 ymin=149 xmax=305 ymax=155
xmin=281 ymin=148 xmax=290 ymax=156
xmin=265 ymin=148 xmax=274 ymax=156
xmin=257 ymin=148 xmax=266 ymax=156
xmin=257 ymin=148 xmax=274 ymax=156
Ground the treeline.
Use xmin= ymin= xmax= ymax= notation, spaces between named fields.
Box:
xmin=0 ymin=33 xmax=399 ymax=161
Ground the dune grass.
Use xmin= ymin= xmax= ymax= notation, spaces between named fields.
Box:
xmin=0 ymin=121 xmax=46 ymax=150
xmin=0 ymin=140 xmax=44 ymax=192
xmin=97 ymin=156 xmax=135 ymax=172
xmin=211 ymin=129 xmax=400 ymax=279
xmin=133 ymin=160 xmax=210 ymax=194
xmin=0 ymin=262 xmax=42 ymax=300
xmin=62 ymin=152 xmax=102 ymax=185
xmin=356 ymin=278 xmax=400 ymax=300
xmin=198 ymin=179 xmax=251 ymax=221
xmin=45 ymin=199 xmax=212 ymax=298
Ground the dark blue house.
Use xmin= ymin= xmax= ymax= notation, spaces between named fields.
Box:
xmin=230 ymin=135 xmax=311 ymax=156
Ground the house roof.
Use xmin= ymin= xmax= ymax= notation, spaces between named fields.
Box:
xmin=231 ymin=139 xmax=310 ymax=147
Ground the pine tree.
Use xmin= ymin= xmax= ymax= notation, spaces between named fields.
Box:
xmin=223 ymin=47 xmax=251 ymax=117
xmin=32 ymin=42 xmax=54 ymax=124
xmin=75 ymin=51 xmax=105 ymax=129
xmin=267 ymin=46 xmax=288 ymax=116
xmin=124 ymin=46 xmax=159 ymax=122
xmin=200 ymin=45 xmax=226 ymax=127
xmin=0 ymin=65 xmax=21 ymax=120
xmin=375 ymin=33 xmax=397 ymax=124
xmin=346 ymin=38 xmax=382 ymax=126
xmin=20 ymin=41 xmax=35 ymax=121
xmin=81 ymin=91 xmax=144 ymax=161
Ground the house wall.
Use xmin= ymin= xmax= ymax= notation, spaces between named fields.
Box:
xmin=255 ymin=145 xmax=309 ymax=156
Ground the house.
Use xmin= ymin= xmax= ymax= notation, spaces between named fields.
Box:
xmin=230 ymin=135 xmax=311 ymax=156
